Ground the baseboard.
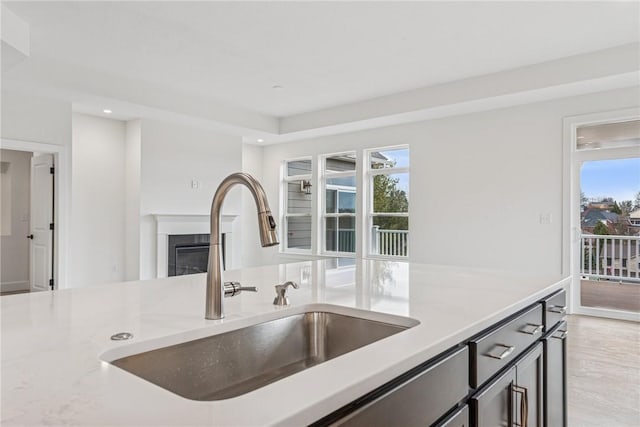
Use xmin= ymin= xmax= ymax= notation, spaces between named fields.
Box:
xmin=0 ymin=280 xmax=29 ymax=292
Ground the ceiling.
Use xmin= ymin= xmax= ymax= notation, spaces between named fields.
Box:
xmin=3 ymin=1 xmax=640 ymax=140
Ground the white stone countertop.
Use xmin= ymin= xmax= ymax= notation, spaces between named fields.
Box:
xmin=1 ymin=259 xmax=569 ymax=426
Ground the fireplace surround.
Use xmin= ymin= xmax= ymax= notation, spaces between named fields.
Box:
xmin=154 ymin=214 xmax=237 ymax=278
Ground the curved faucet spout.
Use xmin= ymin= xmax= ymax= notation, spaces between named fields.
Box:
xmin=206 ymin=173 xmax=279 ymax=320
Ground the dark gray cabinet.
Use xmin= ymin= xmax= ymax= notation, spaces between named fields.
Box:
xmin=469 ymin=304 xmax=543 ymax=388
xmin=314 ymin=290 xmax=567 ymax=427
xmin=541 ymin=290 xmax=567 ymax=330
xmin=436 ymin=405 xmax=469 ymax=427
xmin=542 ymin=321 xmax=567 ymax=427
xmin=314 ymin=346 xmax=469 ymax=427
xmin=470 ymin=343 xmax=543 ymax=427
xmin=515 ymin=343 xmax=544 ymax=427
xmin=470 ymin=365 xmax=516 ymax=426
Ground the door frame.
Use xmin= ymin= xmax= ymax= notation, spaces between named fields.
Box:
xmin=1 ymin=138 xmax=69 ymax=290
xmin=562 ymin=107 xmax=640 ymax=322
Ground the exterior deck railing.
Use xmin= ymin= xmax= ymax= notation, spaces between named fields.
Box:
xmin=332 ymin=228 xmax=409 ymax=257
xmin=372 ymin=227 xmax=408 ymax=257
xmin=581 ymin=234 xmax=640 ymax=283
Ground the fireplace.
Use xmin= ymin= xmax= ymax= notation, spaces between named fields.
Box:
xmin=154 ymin=214 xmax=237 ymax=279
xmin=167 ymin=234 xmax=226 ymax=276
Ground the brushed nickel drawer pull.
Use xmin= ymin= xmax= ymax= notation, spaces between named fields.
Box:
xmin=520 ymin=323 xmax=544 ymax=335
xmin=486 ymin=344 xmax=516 ymax=360
xmin=549 ymin=305 xmax=567 ymax=314
xmin=552 ymin=330 xmax=568 ymax=340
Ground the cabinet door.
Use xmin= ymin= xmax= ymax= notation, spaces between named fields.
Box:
xmin=471 ymin=366 xmax=516 ymax=427
xmin=543 ymin=321 xmax=567 ymax=427
xmin=436 ymin=405 xmax=469 ymax=427
xmin=514 ymin=343 xmax=544 ymax=427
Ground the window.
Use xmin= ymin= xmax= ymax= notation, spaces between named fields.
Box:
xmin=282 ymin=158 xmax=312 ymax=252
xmin=281 ymin=147 xmax=409 ymax=259
xmin=576 ymin=119 xmax=640 ymax=151
xmin=367 ymin=147 xmax=409 ymax=258
xmin=322 ymin=152 xmax=357 ymax=254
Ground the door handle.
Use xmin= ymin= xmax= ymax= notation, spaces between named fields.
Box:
xmin=512 ymin=385 xmax=529 ymax=427
xmin=27 ymin=234 xmax=34 ymax=240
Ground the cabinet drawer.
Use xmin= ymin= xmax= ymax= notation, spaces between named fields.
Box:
xmin=541 ymin=289 xmax=567 ymax=330
xmin=328 ymin=346 xmax=469 ymax=427
xmin=469 ymin=304 xmax=543 ymax=388
xmin=435 ymin=405 xmax=469 ymax=427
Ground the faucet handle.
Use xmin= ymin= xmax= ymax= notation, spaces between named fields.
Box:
xmin=273 ymin=281 xmax=299 ymax=306
xmin=224 ymin=282 xmax=258 ymax=297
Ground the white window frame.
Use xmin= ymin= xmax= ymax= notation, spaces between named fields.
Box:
xmin=281 ymin=157 xmax=313 ymax=255
xmin=563 ymin=107 xmax=640 ymax=322
xmin=365 ymin=145 xmax=410 ymax=259
xmin=321 ymin=152 xmax=358 ymax=257
xmin=280 ymin=146 xmax=410 ymax=261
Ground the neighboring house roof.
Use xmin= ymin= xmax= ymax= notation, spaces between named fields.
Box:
xmin=371 ymin=151 xmax=391 ymax=161
xmin=582 ymin=208 xmax=619 ymax=228
xmin=331 ymin=151 xmax=395 ymax=167
xmin=630 ymin=208 xmax=640 ymax=219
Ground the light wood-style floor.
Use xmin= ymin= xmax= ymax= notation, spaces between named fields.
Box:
xmin=567 ymin=315 xmax=640 ymax=426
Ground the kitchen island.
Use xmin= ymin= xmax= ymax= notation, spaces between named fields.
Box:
xmin=1 ymin=259 xmax=569 ymax=426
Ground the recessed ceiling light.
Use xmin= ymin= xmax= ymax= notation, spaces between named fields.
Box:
xmin=577 ymin=136 xmax=585 ymax=139
xmin=257 ymin=138 xmax=264 ymax=143
xmin=103 ymin=109 xmax=112 ymax=114
xmin=272 ymin=85 xmax=283 ymax=90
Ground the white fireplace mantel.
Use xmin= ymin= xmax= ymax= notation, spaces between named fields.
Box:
xmin=154 ymin=214 xmax=238 ymax=278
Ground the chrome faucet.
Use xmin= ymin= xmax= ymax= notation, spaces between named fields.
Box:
xmin=206 ymin=173 xmax=279 ymax=320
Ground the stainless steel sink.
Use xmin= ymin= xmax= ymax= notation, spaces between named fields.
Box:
xmin=109 ymin=310 xmax=415 ymax=400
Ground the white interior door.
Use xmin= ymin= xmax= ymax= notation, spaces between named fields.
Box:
xmin=29 ymin=154 xmax=54 ymax=292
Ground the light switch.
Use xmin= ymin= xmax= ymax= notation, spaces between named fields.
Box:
xmin=191 ymin=179 xmax=200 ymax=190
xmin=539 ymin=213 xmax=552 ymax=224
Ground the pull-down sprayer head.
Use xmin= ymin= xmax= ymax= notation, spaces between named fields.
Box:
xmin=257 ymin=211 xmax=279 ymax=247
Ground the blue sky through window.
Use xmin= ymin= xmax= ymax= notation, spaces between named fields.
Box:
xmin=581 ymin=158 xmax=640 ymax=202
xmin=378 ymin=149 xmax=409 ymax=193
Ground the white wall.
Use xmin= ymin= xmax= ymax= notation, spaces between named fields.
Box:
xmin=0 ymin=149 xmax=31 ymax=290
xmin=261 ymin=87 xmax=640 ymax=275
xmin=69 ymin=113 xmax=126 ymax=287
xmin=138 ymin=119 xmax=243 ymax=279
xmin=124 ymin=119 xmax=141 ymax=280
xmin=240 ymin=143 xmax=267 ymax=268
xmin=1 ymin=90 xmax=72 ymax=288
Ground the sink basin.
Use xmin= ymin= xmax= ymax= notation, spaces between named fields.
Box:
xmin=107 ymin=309 xmax=416 ymax=400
